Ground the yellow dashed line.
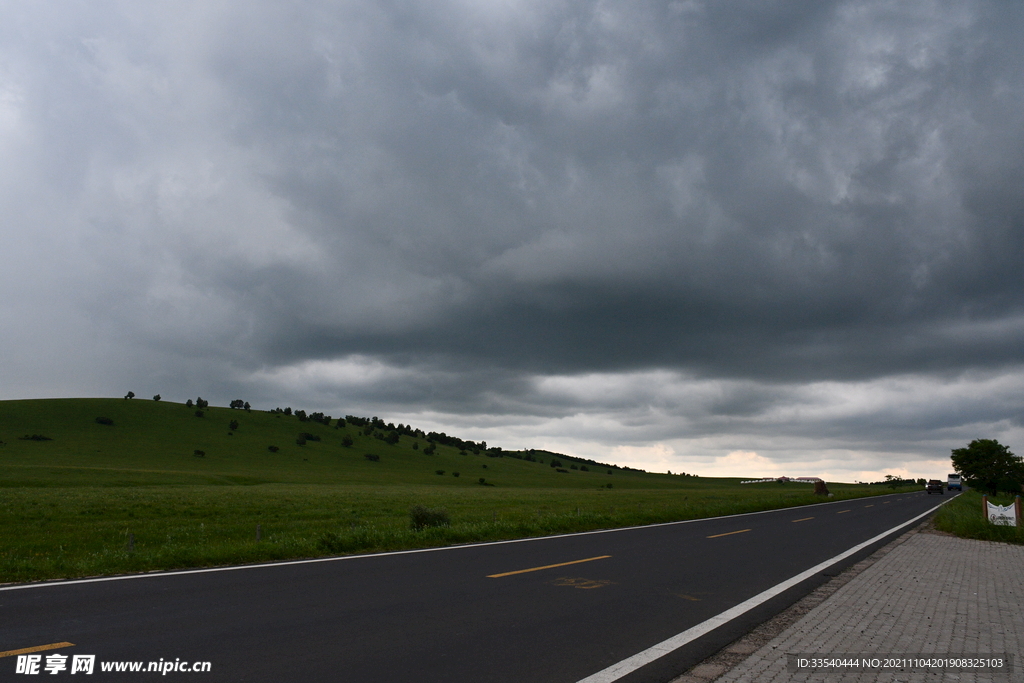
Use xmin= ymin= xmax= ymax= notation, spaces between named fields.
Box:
xmin=707 ymin=529 xmax=752 ymax=538
xmin=791 ymin=517 xmax=814 ymax=522
xmin=0 ymin=643 xmax=74 ymax=659
xmin=864 ymin=505 xmax=874 ymax=507
xmin=837 ymin=510 xmax=850 ymax=514
xmin=488 ymin=555 xmax=611 ymax=578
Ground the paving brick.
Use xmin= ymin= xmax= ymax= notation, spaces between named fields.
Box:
xmin=712 ymin=533 xmax=1024 ymax=683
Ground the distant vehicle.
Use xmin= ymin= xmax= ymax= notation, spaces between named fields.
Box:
xmin=926 ymin=480 xmax=944 ymax=495
xmin=947 ymin=473 xmax=962 ymax=491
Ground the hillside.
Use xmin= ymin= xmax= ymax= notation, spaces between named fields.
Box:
xmin=0 ymin=398 xmax=897 ymax=583
xmin=0 ymin=397 xmax=691 ymax=489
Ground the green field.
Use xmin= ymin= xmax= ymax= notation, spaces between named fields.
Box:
xmin=1 ymin=398 xmax=908 ymax=583
xmin=933 ymin=490 xmax=1024 ymax=545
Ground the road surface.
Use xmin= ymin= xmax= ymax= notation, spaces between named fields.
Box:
xmin=1 ymin=490 xmax=951 ymax=682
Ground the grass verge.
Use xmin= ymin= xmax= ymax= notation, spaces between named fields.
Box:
xmin=933 ymin=490 xmax=1024 ymax=544
xmin=0 ymin=483 xmax=903 ymax=584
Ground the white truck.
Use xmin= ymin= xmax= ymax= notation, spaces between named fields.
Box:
xmin=947 ymin=473 xmax=962 ymax=491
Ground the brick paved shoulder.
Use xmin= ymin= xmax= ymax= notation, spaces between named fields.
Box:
xmin=712 ymin=533 xmax=1024 ymax=683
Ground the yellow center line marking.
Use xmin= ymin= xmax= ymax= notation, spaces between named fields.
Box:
xmin=0 ymin=643 xmax=75 ymax=659
xmin=707 ymin=529 xmax=752 ymax=538
xmin=487 ymin=555 xmax=611 ymax=578
xmin=837 ymin=510 xmax=850 ymax=514
xmin=883 ymin=501 xmax=890 ymax=504
xmin=864 ymin=504 xmax=874 ymax=507
xmin=791 ymin=517 xmax=814 ymax=522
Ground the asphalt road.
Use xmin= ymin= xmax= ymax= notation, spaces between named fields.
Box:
xmin=1 ymin=490 xmax=953 ymax=683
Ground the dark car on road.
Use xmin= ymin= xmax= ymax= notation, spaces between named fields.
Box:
xmin=926 ymin=479 xmax=944 ymax=494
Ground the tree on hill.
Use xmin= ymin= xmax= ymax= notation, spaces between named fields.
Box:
xmin=124 ymin=391 xmax=135 ymax=399
xmin=951 ymin=439 xmax=1024 ymax=495
xmin=153 ymin=394 xmax=161 ymax=401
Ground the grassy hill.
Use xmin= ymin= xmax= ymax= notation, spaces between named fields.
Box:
xmin=0 ymin=397 xmax=691 ymax=489
xmin=1 ymin=398 xmax=902 ymax=583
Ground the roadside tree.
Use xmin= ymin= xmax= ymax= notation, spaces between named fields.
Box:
xmin=951 ymin=439 xmax=1024 ymax=495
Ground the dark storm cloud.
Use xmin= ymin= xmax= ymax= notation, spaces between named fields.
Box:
xmin=2 ymin=0 xmax=1023 ymax=476
xmin=176 ymin=0 xmax=1024 ymax=382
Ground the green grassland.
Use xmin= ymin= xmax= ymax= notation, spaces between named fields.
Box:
xmin=1 ymin=398 xmax=906 ymax=583
xmin=933 ymin=490 xmax=1024 ymax=544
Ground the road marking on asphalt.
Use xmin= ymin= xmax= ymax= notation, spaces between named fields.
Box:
xmin=883 ymin=501 xmax=890 ymax=504
xmin=864 ymin=505 xmax=874 ymax=507
xmin=837 ymin=510 xmax=850 ymax=514
xmin=791 ymin=517 xmax=814 ymax=522
xmin=574 ymin=500 xmax=951 ymax=683
xmin=0 ymin=643 xmax=74 ymax=659
xmin=487 ymin=555 xmax=611 ymax=578
xmin=551 ymin=577 xmax=614 ymax=590
xmin=706 ymin=529 xmax=751 ymax=538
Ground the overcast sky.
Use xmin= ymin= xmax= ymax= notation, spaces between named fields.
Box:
xmin=2 ymin=0 xmax=1022 ymax=480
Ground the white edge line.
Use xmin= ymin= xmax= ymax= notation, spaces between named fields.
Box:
xmin=573 ymin=498 xmax=951 ymax=683
xmin=0 ymin=489 xmax=929 ymax=593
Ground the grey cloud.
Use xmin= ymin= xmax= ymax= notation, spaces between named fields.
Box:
xmin=2 ymin=0 xmax=1023 ymax=475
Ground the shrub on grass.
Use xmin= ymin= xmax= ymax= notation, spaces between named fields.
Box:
xmin=94 ymin=417 xmax=114 ymax=426
xmin=410 ymin=505 xmax=450 ymax=530
xmin=298 ymin=432 xmax=320 ymax=442
xmin=580 ymin=465 xmax=589 ymax=472
xmin=341 ymin=435 xmax=353 ymax=447
xmin=194 ymin=410 xmax=204 ymax=418
xmin=556 ymin=468 xmax=569 ymax=473
xmin=193 ymin=450 xmax=205 ymax=457
xmin=296 ymin=437 xmax=306 ymax=446
xmin=19 ymin=434 xmax=52 ymax=441
xmin=268 ymin=445 xmax=279 ymax=453
xmin=153 ymin=394 xmax=161 ymax=401
xmin=229 ymin=420 xmax=239 ymax=431
xmin=364 ymin=453 xmax=380 ymax=462
xmin=435 ymin=470 xmax=446 ymax=475
xmin=452 ymin=472 xmax=460 ymax=477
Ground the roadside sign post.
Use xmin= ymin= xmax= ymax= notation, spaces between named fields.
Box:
xmin=984 ymin=495 xmax=1020 ymax=527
